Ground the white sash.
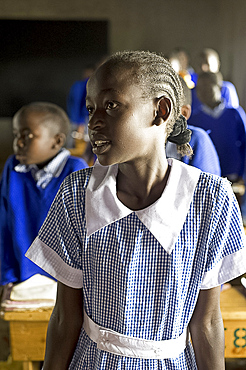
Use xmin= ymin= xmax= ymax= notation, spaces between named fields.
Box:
xmin=83 ymin=310 xmax=189 ymax=359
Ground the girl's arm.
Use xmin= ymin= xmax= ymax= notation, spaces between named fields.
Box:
xmin=189 ymin=286 xmax=225 ymax=370
xmin=43 ymin=281 xmax=83 ymax=370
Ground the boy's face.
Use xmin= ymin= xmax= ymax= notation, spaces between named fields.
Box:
xmin=13 ymin=111 xmax=59 ymax=167
xmin=86 ymin=65 xmax=162 ymax=167
xmin=196 ymin=78 xmax=221 ymax=109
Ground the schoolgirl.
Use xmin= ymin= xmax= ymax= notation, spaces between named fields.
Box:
xmin=27 ymin=51 xmax=246 ymax=369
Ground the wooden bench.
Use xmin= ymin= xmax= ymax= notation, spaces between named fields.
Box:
xmin=3 ymin=309 xmax=52 ymax=370
xmin=3 ymin=285 xmax=246 ymax=369
xmin=221 ymin=285 xmax=246 ymax=358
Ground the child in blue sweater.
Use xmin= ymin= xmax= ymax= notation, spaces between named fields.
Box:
xmin=0 ymin=102 xmax=88 ymax=287
xmin=188 ymin=72 xmax=246 ymax=184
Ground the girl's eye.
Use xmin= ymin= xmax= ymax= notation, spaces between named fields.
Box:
xmin=106 ymin=101 xmax=118 ymax=110
xmin=86 ymin=106 xmax=94 ymax=115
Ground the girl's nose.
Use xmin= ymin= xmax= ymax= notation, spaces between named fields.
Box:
xmin=88 ymin=110 xmax=105 ymax=131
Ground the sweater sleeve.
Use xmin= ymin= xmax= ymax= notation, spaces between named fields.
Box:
xmin=0 ymin=156 xmax=19 ymax=285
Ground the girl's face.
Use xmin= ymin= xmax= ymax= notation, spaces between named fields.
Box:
xmin=13 ymin=111 xmax=59 ymax=167
xmin=86 ymin=65 xmax=163 ymax=167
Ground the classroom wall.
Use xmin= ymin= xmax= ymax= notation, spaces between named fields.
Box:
xmin=1 ymin=0 xmax=245 ymax=102
xmin=1 ymin=0 xmax=246 ymax=169
xmin=1 ymin=0 xmax=245 ymax=98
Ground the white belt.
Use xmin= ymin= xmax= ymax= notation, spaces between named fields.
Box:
xmin=83 ymin=310 xmax=189 ymax=359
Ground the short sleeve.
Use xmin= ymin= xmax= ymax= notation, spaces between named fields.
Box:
xmin=201 ymin=178 xmax=246 ymax=289
xmin=26 ymin=168 xmax=92 ymax=288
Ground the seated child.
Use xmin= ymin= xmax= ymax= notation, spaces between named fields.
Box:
xmin=188 ymin=72 xmax=246 ymax=183
xmin=166 ymin=77 xmax=221 ymax=176
xmin=26 ymin=51 xmax=246 ymax=369
xmin=0 ymin=102 xmax=88 ymax=286
xmin=191 ymin=48 xmax=239 ymax=114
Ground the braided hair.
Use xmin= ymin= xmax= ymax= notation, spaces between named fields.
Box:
xmin=104 ymin=50 xmax=192 ymax=157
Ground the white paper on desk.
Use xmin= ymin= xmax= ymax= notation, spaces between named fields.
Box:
xmin=1 ymin=299 xmax=55 ymax=311
xmin=10 ymin=274 xmax=57 ymax=301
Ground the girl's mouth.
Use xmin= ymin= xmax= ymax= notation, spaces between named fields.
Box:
xmin=92 ymin=140 xmax=111 ymax=155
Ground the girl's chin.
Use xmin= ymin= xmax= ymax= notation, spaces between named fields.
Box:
xmin=96 ymin=155 xmax=119 ymax=167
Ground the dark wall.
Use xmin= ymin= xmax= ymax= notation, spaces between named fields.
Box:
xmin=0 ymin=20 xmax=108 ymax=116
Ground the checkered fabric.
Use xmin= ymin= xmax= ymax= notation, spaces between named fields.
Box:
xmin=27 ymin=161 xmax=246 ymax=369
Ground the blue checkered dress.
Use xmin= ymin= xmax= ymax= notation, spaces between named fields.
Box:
xmin=27 ymin=160 xmax=246 ymax=369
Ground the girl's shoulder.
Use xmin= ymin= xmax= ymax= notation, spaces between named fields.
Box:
xmin=196 ymin=171 xmax=234 ymax=203
xmin=50 ymin=167 xmax=94 ymax=215
xmin=61 ymin=166 xmax=94 ymax=192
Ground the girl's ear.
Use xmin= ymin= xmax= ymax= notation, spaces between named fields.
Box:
xmin=154 ymin=97 xmax=171 ymax=125
xmin=53 ymin=133 xmax=66 ymax=149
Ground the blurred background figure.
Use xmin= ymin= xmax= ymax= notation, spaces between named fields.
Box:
xmin=66 ymin=64 xmax=95 ymax=147
xmin=166 ymin=77 xmax=221 ymax=176
xmin=169 ymin=47 xmax=196 ymax=89
xmin=188 ymin=72 xmax=246 ymax=205
xmin=191 ymin=48 xmax=239 ymax=114
xmin=0 ymin=102 xmax=88 ymax=287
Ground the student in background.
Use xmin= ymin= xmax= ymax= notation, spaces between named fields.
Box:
xmin=26 ymin=51 xmax=246 ymax=369
xmin=166 ymin=77 xmax=221 ymax=176
xmin=67 ymin=64 xmax=95 ymax=129
xmin=188 ymin=72 xmax=246 ymax=204
xmin=191 ymin=48 xmax=239 ymax=114
xmin=169 ymin=47 xmax=196 ymax=88
xmin=0 ymin=102 xmax=88 ymax=287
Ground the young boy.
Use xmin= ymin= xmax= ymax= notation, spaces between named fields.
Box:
xmin=0 ymin=102 xmax=88 ymax=287
xmin=188 ymin=72 xmax=246 ymax=208
xmin=188 ymin=72 xmax=246 ymax=181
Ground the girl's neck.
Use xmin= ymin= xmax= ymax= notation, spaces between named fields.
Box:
xmin=116 ymin=158 xmax=170 ymax=211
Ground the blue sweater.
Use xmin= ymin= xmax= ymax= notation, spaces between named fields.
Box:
xmin=0 ymin=154 xmax=88 ymax=285
xmin=166 ymin=125 xmax=221 ymax=176
xmin=191 ymin=79 xmax=239 ymax=115
xmin=67 ymin=78 xmax=89 ymax=125
xmin=182 ymin=125 xmax=221 ymax=175
xmin=188 ymin=105 xmax=246 ymax=178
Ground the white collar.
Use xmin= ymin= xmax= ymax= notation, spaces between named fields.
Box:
xmin=14 ymin=148 xmax=70 ymax=178
xmin=86 ymin=159 xmax=201 ymax=254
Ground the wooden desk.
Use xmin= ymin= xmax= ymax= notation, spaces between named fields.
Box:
xmin=3 ymin=286 xmax=246 ymax=368
xmin=3 ymin=308 xmax=52 ymax=370
xmin=221 ymin=285 xmax=246 ymax=358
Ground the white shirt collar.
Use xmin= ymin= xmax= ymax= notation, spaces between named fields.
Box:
xmin=14 ymin=148 xmax=70 ymax=188
xmin=86 ymin=159 xmax=201 ymax=254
